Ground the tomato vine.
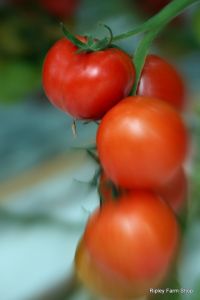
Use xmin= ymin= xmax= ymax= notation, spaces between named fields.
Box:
xmin=42 ymin=0 xmax=199 ymax=299
xmin=61 ymin=0 xmax=199 ymax=96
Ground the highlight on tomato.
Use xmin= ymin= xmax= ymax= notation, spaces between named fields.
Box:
xmin=42 ymin=37 xmax=135 ymax=119
xmin=97 ymin=96 xmax=188 ymax=189
xmin=78 ymin=191 xmax=179 ymax=299
xmin=137 ymin=54 xmax=186 ymax=111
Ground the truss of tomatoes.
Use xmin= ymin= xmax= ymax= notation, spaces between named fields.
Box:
xmin=42 ymin=35 xmax=189 ymax=299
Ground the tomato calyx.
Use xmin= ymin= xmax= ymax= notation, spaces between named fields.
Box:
xmin=86 ymin=148 xmax=99 ymax=164
xmin=99 ymin=181 xmax=121 ymax=206
xmin=61 ymin=23 xmax=114 ymax=52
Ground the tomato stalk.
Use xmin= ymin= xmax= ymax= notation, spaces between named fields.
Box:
xmin=112 ymin=0 xmax=199 ymax=42
xmin=129 ymin=0 xmax=200 ymax=95
xmin=60 ymin=0 xmax=199 ymax=54
xmin=131 ymin=26 xmax=163 ymax=95
xmin=61 ymin=22 xmax=114 ymax=52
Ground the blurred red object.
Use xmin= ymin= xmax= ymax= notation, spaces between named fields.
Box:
xmin=157 ymin=168 xmax=188 ymax=214
xmin=9 ymin=0 xmax=80 ymax=19
xmin=137 ymin=0 xmax=171 ymax=16
xmin=40 ymin=0 xmax=80 ymax=18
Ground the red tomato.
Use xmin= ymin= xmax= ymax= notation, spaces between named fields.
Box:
xmin=97 ymin=96 xmax=188 ymax=189
xmin=157 ymin=168 xmax=187 ymax=214
xmin=40 ymin=0 xmax=80 ymax=18
xmin=137 ymin=55 xmax=186 ymax=111
xmin=42 ymin=38 xmax=135 ymax=119
xmin=83 ymin=191 xmax=179 ymax=298
xmin=75 ymin=237 xmax=167 ymax=300
xmin=75 ymin=238 xmax=148 ymax=299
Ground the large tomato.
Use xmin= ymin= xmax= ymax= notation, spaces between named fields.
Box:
xmin=42 ymin=38 xmax=135 ymax=119
xmin=137 ymin=55 xmax=186 ymax=111
xmin=97 ymin=96 xmax=188 ymax=189
xmin=82 ymin=191 xmax=179 ymax=298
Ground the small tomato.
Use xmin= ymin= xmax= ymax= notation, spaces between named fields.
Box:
xmin=137 ymin=55 xmax=186 ymax=111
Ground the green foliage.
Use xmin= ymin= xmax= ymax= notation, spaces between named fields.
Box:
xmin=192 ymin=6 xmax=200 ymax=45
xmin=0 ymin=61 xmax=41 ymax=103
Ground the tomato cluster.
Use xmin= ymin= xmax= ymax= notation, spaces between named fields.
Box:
xmin=42 ymin=35 xmax=188 ymax=299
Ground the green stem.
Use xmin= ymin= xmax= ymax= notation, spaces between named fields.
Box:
xmin=130 ymin=0 xmax=200 ymax=95
xmin=113 ymin=0 xmax=199 ymax=42
xmin=132 ymin=25 xmax=165 ymax=95
xmin=61 ymin=22 xmax=86 ymax=48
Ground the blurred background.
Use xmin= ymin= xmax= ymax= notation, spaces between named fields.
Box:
xmin=0 ymin=0 xmax=200 ymax=299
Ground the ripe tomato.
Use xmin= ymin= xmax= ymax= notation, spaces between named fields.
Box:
xmin=40 ymin=0 xmax=80 ymax=18
xmin=157 ymin=168 xmax=187 ymax=214
xmin=97 ymin=96 xmax=188 ymax=189
xmin=83 ymin=191 xmax=179 ymax=298
xmin=42 ymin=38 xmax=135 ymax=119
xmin=137 ymin=55 xmax=186 ymax=111
xmin=75 ymin=238 xmax=143 ymax=299
xmin=75 ymin=237 xmax=167 ymax=300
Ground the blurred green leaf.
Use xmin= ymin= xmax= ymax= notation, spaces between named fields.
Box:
xmin=192 ymin=6 xmax=200 ymax=45
xmin=0 ymin=60 xmax=41 ymax=103
xmin=149 ymin=267 xmax=181 ymax=300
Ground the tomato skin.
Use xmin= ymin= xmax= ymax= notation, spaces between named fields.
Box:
xmin=99 ymin=170 xmax=187 ymax=214
xmin=42 ymin=38 xmax=135 ymax=119
xmin=75 ymin=238 xmax=136 ymax=300
xmin=83 ymin=191 xmax=179 ymax=298
xmin=137 ymin=55 xmax=186 ymax=111
xmin=75 ymin=237 xmax=166 ymax=300
xmin=157 ymin=168 xmax=187 ymax=214
xmin=97 ymin=96 xmax=188 ymax=189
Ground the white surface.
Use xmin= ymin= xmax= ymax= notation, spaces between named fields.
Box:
xmin=0 ymin=153 xmax=99 ymax=300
